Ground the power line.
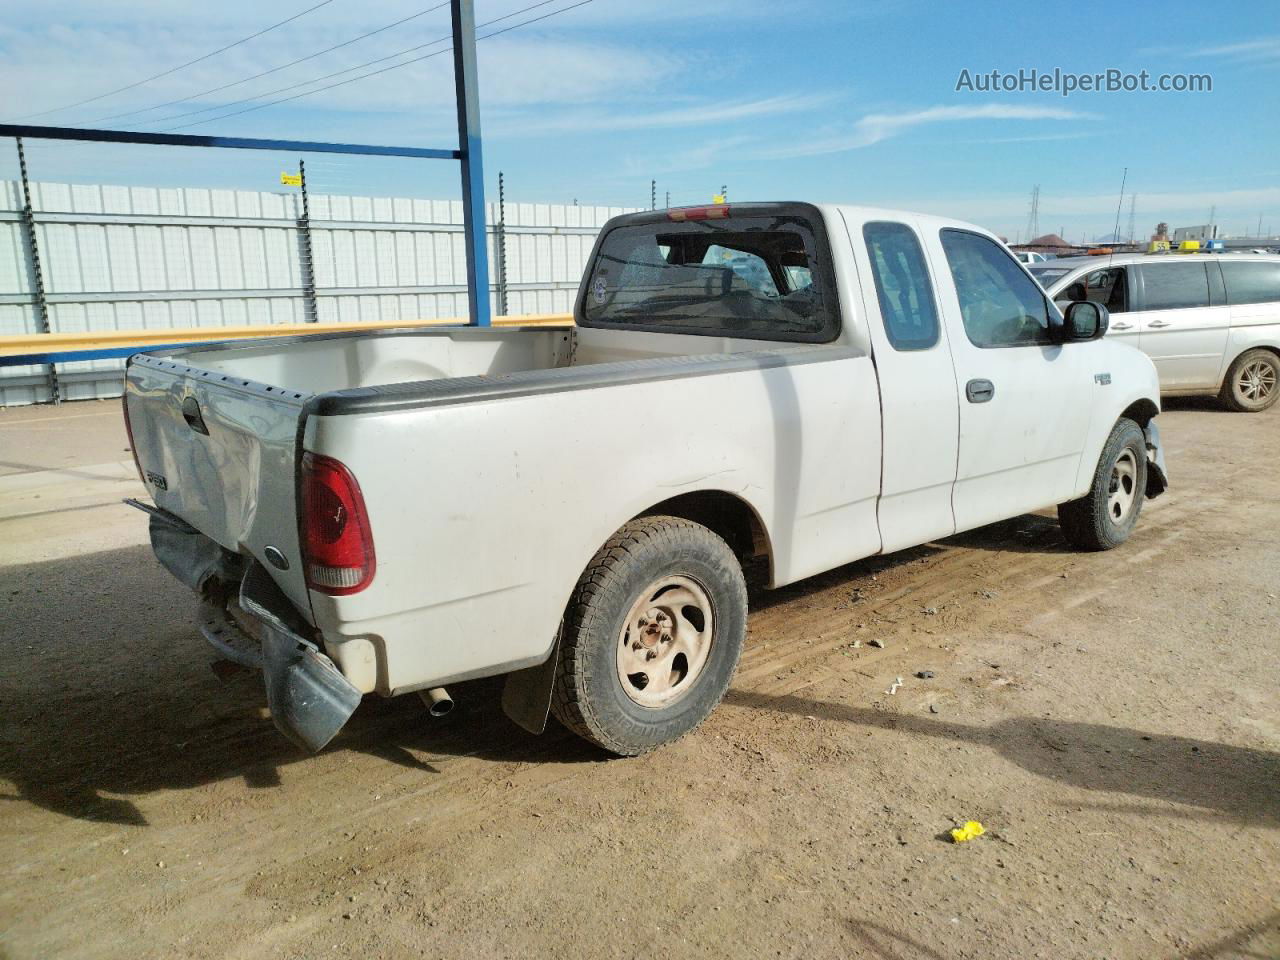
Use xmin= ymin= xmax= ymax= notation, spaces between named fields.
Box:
xmin=138 ymin=0 xmax=565 ymax=130
xmin=84 ymin=3 xmax=452 ymax=126
xmin=160 ymin=0 xmax=599 ymax=132
xmin=7 ymin=0 xmax=336 ymax=122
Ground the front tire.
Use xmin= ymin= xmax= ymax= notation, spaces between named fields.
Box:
xmin=1058 ymin=418 xmax=1148 ymax=551
xmin=550 ymin=516 xmax=747 ymax=756
xmin=1219 ymin=348 xmax=1280 ymax=412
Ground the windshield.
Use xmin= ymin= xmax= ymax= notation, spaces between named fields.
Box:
xmin=579 ymin=211 xmax=837 ymax=341
xmin=1028 ymin=266 xmax=1071 ymax=287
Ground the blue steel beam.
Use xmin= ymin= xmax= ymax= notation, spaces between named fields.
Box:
xmin=0 ymin=124 xmax=459 ymax=160
xmin=450 ymin=0 xmax=491 ymax=327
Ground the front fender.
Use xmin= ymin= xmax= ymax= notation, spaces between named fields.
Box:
xmin=1072 ymin=344 xmax=1163 ymax=499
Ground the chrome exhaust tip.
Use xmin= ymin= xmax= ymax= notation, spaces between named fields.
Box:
xmin=419 ymin=686 xmax=454 ymax=717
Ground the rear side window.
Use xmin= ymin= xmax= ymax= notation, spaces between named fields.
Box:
xmin=1139 ymin=262 xmax=1209 ymax=310
xmin=939 ymin=229 xmax=1052 ymax=348
xmin=578 ymin=208 xmax=838 ymax=342
xmin=1221 ymin=261 xmax=1280 ymax=305
xmin=863 ymin=221 xmax=939 ymax=350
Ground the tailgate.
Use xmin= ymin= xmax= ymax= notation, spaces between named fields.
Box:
xmin=125 ymin=353 xmax=313 ymax=618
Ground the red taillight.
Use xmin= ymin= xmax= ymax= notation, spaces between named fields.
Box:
xmin=121 ymin=391 xmax=145 ymax=485
xmin=300 ymin=452 xmax=376 ymax=596
xmin=667 ymin=205 xmax=730 ymax=222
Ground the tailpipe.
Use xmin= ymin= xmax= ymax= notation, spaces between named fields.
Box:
xmin=419 ymin=686 xmax=454 ymax=717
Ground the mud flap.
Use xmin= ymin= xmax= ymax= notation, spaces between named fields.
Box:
xmin=501 ymin=631 xmax=561 ymax=735
xmin=1144 ymin=420 xmax=1169 ymax=499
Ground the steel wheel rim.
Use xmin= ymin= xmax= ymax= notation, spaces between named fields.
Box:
xmin=1237 ymin=359 xmax=1277 ymax=403
xmin=615 ymin=575 xmax=715 ymax=709
xmin=1107 ymin=448 xmax=1138 ymax=523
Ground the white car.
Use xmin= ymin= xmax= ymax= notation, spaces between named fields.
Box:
xmin=1031 ymin=253 xmax=1280 ymax=411
xmin=123 ymin=202 xmax=1166 ymax=757
xmin=1014 ymin=250 xmax=1048 ymax=265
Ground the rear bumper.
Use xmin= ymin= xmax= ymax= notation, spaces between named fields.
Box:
xmin=136 ymin=501 xmax=362 ymax=752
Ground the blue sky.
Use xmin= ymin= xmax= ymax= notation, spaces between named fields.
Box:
xmin=1 ymin=0 xmax=1278 ymax=241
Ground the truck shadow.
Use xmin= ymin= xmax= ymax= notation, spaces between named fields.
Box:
xmin=724 ymin=690 xmax=1280 ymax=828
xmin=0 ymin=544 xmax=597 ymax=827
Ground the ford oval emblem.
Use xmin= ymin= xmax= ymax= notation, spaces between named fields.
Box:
xmin=263 ymin=546 xmax=290 ymax=571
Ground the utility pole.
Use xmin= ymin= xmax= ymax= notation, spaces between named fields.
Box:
xmin=14 ymin=136 xmax=58 ymax=403
xmin=1126 ymin=194 xmax=1137 ymax=245
xmin=720 ymin=184 xmax=728 ymax=202
xmin=665 ymin=191 xmax=670 ymax=208
xmin=297 ymin=159 xmax=318 ymax=323
xmin=1025 ymin=185 xmax=1040 ymax=241
xmin=650 ymin=179 xmax=656 ymax=210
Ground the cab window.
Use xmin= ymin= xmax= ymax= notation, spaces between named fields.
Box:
xmin=863 ymin=222 xmax=940 ymax=351
xmin=940 ymin=229 xmax=1053 ymax=348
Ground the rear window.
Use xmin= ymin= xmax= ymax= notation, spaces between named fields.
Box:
xmin=1221 ymin=260 xmax=1280 ymax=305
xmin=577 ymin=209 xmax=839 ymax=342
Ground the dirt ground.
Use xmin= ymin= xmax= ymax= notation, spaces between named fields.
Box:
xmin=1 ymin=397 xmax=1277 ymax=960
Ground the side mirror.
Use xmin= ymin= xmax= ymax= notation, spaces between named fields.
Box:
xmin=1061 ymin=300 xmax=1109 ymax=342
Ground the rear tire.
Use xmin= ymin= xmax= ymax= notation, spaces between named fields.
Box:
xmin=550 ymin=516 xmax=747 ymax=756
xmin=1219 ymin=348 xmax=1280 ymax=412
xmin=1058 ymin=418 xmax=1147 ymax=551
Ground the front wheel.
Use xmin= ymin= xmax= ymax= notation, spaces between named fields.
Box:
xmin=550 ymin=516 xmax=747 ymax=756
xmin=1058 ymin=418 xmax=1148 ymax=551
xmin=1219 ymin=348 xmax=1280 ymax=412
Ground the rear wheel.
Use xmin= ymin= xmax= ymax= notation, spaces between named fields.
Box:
xmin=1219 ymin=348 xmax=1280 ymax=412
xmin=550 ymin=516 xmax=747 ymax=756
xmin=1058 ymin=418 xmax=1147 ymax=551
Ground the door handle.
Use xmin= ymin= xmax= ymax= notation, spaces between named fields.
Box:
xmin=965 ymin=379 xmax=995 ymax=403
xmin=1111 ymin=322 xmax=1133 ymax=331
xmin=1147 ymin=319 xmax=1172 ymax=328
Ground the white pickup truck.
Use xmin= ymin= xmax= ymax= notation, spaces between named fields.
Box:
xmin=123 ymin=202 xmax=1167 ymax=756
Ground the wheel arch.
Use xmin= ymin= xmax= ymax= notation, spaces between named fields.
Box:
xmin=634 ymin=489 xmax=774 ymax=583
xmin=1119 ymin=396 xmax=1159 ymax=428
xmin=1216 ymin=340 xmax=1280 ymax=391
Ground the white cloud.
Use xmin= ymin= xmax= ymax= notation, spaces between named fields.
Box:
xmin=1189 ymin=36 xmax=1280 ymax=62
xmin=493 ymin=93 xmax=825 ymax=138
xmin=766 ymin=103 xmax=1089 ymax=158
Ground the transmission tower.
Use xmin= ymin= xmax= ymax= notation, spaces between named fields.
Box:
xmin=1025 ymin=185 xmax=1041 ymax=241
xmin=1126 ymin=194 xmax=1137 ymax=245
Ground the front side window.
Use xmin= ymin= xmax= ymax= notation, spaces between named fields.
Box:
xmin=940 ymin=229 xmax=1053 ymax=347
xmin=1139 ymin=262 xmax=1209 ymax=310
xmin=1052 ymin=267 xmax=1128 ymax=314
xmin=1221 ymin=260 xmax=1280 ymax=305
xmin=863 ymin=221 xmax=940 ymax=351
xmin=579 ymin=209 xmax=838 ymax=342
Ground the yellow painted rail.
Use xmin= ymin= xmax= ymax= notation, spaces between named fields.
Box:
xmin=0 ymin=314 xmax=573 ymax=366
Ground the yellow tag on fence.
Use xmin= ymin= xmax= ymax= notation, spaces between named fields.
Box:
xmin=280 ymin=172 xmax=302 ymax=187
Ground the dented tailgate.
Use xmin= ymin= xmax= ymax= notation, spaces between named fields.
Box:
xmin=124 ymin=353 xmax=313 ymax=619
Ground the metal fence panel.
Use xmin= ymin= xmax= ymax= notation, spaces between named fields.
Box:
xmin=0 ymin=179 xmax=635 ymax=405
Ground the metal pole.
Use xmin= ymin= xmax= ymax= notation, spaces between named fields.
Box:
xmin=297 ymin=158 xmax=318 ymax=322
xmin=450 ymin=0 xmax=491 ymax=327
xmin=497 ymin=170 xmax=509 ymax=315
xmin=14 ymin=137 xmax=59 ymax=403
xmin=651 ymin=179 xmax=656 ymax=210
